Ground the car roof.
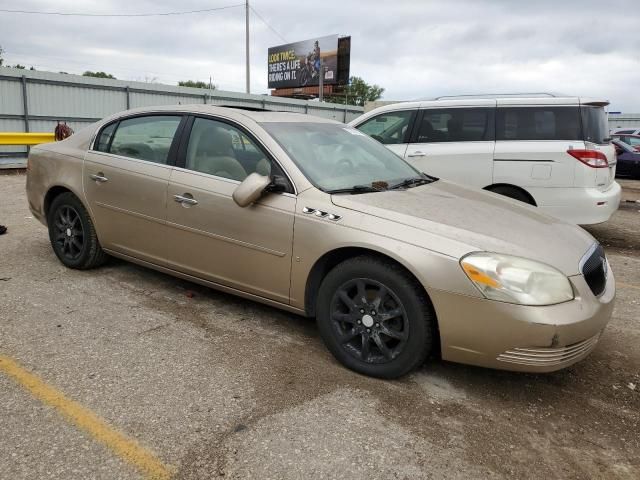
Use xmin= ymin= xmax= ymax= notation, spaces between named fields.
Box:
xmin=357 ymin=95 xmax=610 ymax=118
xmin=100 ymin=104 xmax=341 ymax=125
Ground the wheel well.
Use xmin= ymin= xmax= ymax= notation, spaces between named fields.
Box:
xmin=304 ymin=247 xmax=441 ymax=357
xmin=484 ymin=183 xmax=537 ymax=206
xmin=44 ymin=186 xmax=73 ymax=218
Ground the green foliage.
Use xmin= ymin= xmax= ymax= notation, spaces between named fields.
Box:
xmin=83 ymin=71 xmax=116 ymax=79
xmin=13 ymin=64 xmax=26 ymax=69
xmin=178 ymin=80 xmax=215 ymax=89
xmin=325 ymin=76 xmax=385 ymax=107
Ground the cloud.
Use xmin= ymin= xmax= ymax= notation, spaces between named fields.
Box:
xmin=1 ymin=0 xmax=639 ymax=111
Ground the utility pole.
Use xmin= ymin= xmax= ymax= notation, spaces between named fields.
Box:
xmin=245 ymin=0 xmax=250 ymax=94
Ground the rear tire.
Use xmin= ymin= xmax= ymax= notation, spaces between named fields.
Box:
xmin=489 ymin=185 xmax=535 ymax=205
xmin=47 ymin=192 xmax=108 ymax=269
xmin=316 ymin=256 xmax=435 ymax=379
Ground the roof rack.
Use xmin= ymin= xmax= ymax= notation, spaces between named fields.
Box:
xmin=431 ymin=92 xmax=564 ymax=100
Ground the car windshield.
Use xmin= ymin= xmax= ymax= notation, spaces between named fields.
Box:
xmin=260 ymin=122 xmax=427 ymax=192
xmin=581 ymin=106 xmax=609 ymax=144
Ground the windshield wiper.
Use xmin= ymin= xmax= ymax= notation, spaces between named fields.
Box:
xmin=388 ymin=176 xmax=434 ymax=190
xmin=326 ymin=184 xmax=386 ymax=195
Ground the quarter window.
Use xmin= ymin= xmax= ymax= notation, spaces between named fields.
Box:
xmin=416 ymin=108 xmax=494 ymax=143
xmin=185 ymin=118 xmax=274 ymax=182
xmin=108 ymin=116 xmax=182 ymax=164
xmin=95 ymin=122 xmax=117 ymax=152
xmin=496 ymin=107 xmax=581 ymax=141
xmin=356 ymin=110 xmax=415 ymax=145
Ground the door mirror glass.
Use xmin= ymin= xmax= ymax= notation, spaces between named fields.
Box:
xmin=232 ymin=173 xmax=271 ymax=207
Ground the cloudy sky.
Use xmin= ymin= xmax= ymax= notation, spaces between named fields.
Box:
xmin=1 ymin=0 xmax=639 ymax=111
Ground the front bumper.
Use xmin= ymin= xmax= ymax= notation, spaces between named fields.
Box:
xmin=430 ymin=265 xmax=615 ymax=373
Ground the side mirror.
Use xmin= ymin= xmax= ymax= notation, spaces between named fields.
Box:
xmin=232 ymin=173 xmax=271 ymax=207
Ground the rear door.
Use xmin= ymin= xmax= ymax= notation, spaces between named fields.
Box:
xmin=84 ymin=114 xmax=185 ymax=264
xmin=354 ymin=109 xmax=417 ymax=158
xmin=164 ymin=116 xmax=296 ymax=304
xmin=493 ymin=104 xmax=581 ymax=192
xmin=404 ymin=103 xmax=495 ymax=187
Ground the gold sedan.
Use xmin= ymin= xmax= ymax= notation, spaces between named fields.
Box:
xmin=26 ymin=105 xmax=615 ymax=378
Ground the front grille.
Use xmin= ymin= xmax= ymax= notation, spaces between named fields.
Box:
xmin=497 ymin=333 xmax=601 ymax=367
xmin=581 ymin=244 xmax=607 ymax=297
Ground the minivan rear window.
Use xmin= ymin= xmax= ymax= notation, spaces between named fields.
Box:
xmin=496 ymin=107 xmax=581 ymax=141
xmin=581 ymin=106 xmax=609 ymax=144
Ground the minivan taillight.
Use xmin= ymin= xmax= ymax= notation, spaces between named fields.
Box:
xmin=567 ymin=149 xmax=609 ymax=168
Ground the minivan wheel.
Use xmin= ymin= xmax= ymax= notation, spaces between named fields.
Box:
xmin=47 ymin=192 xmax=107 ymax=269
xmin=316 ymin=256 xmax=435 ymax=379
xmin=489 ymin=185 xmax=535 ymax=206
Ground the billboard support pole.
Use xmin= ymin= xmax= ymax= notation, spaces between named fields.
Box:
xmin=245 ymin=0 xmax=250 ymax=94
xmin=318 ymin=57 xmax=323 ymax=102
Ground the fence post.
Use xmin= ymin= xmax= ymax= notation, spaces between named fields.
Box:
xmin=21 ymin=76 xmax=30 ymax=133
xmin=125 ymin=86 xmax=131 ymax=109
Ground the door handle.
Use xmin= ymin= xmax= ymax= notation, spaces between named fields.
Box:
xmin=173 ymin=194 xmax=198 ymax=206
xmin=407 ymin=151 xmax=426 ymax=158
xmin=89 ymin=173 xmax=108 ymax=183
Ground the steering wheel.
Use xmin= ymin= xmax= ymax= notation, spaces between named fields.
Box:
xmin=331 ymin=158 xmax=356 ymax=177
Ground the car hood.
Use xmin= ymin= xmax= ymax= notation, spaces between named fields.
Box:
xmin=330 ymin=181 xmax=595 ymax=276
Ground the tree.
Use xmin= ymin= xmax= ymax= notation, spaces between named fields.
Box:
xmin=83 ymin=71 xmax=116 ymax=79
xmin=12 ymin=64 xmax=26 ymax=69
xmin=178 ymin=80 xmax=215 ymax=89
xmin=325 ymin=76 xmax=385 ymax=107
xmin=0 ymin=45 xmax=4 ymax=66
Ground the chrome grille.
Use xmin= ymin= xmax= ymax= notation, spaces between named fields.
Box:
xmin=581 ymin=244 xmax=607 ymax=297
xmin=497 ymin=333 xmax=601 ymax=367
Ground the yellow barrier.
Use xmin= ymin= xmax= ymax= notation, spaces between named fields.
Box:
xmin=0 ymin=132 xmax=56 ymax=146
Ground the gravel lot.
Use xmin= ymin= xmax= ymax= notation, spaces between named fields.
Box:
xmin=0 ymin=172 xmax=638 ymax=480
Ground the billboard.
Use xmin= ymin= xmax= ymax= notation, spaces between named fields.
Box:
xmin=268 ymin=35 xmax=340 ymax=89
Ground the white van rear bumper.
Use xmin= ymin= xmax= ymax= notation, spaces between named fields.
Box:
xmin=530 ymin=182 xmax=621 ymax=225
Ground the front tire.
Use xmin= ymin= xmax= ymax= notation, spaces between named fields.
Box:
xmin=47 ymin=192 xmax=107 ymax=269
xmin=316 ymin=256 xmax=435 ymax=379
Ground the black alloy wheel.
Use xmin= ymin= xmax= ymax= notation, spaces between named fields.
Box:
xmin=52 ymin=205 xmax=85 ymax=261
xmin=47 ymin=192 xmax=108 ymax=269
xmin=330 ymin=278 xmax=409 ymax=364
xmin=316 ymin=256 xmax=435 ymax=379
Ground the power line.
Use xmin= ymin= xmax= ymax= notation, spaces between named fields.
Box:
xmin=0 ymin=3 xmax=244 ymax=17
xmin=249 ymin=6 xmax=287 ymax=43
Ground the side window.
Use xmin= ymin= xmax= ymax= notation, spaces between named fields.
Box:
xmin=185 ymin=117 xmax=274 ymax=181
xmin=109 ymin=116 xmax=181 ymax=164
xmin=416 ymin=108 xmax=493 ymax=143
xmin=496 ymin=107 xmax=581 ymax=141
xmin=356 ymin=110 xmax=415 ymax=145
xmin=94 ymin=122 xmax=117 ymax=152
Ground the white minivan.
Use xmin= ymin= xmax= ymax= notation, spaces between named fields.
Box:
xmin=350 ymin=95 xmax=621 ymax=225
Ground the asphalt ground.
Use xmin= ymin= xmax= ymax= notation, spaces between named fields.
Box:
xmin=0 ymin=172 xmax=638 ymax=480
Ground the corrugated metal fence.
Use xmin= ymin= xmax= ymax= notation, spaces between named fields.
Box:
xmin=0 ymin=67 xmax=363 ymax=167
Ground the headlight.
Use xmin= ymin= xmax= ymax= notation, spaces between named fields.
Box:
xmin=460 ymin=253 xmax=574 ymax=306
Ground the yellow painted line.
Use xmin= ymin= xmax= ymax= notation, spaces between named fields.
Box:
xmin=0 ymin=354 xmax=172 ymax=480
xmin=618 ymin=282 xmax=640 ymax=291
xmin=0 ymin=132 xmax=55 ymax=145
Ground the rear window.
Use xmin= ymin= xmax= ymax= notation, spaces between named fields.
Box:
xmin=581 ymin=106 xmax=609 ymax=144
xmin=496 ymin=107 xmax=581 ymax=141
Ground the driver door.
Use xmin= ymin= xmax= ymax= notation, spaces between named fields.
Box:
xmin=164 ymin=116 xmax=296 ymax=304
